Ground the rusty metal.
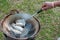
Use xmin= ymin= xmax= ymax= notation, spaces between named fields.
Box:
xmin=1 ymin=10 xmax=40 ymax=40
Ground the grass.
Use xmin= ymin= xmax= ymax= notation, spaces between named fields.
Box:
xmin=0 ymin=0 xmax=60 ymax=40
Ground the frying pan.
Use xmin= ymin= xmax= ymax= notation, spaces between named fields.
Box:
xmin=1 ymin=9 xmax=43 ymax=40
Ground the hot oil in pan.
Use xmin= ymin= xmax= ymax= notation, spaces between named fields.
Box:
xmin=25 ymin=20 xmax=35 ymax=37
xmin=19 ymin=20 xmax=35 ymax=38
xmin=9 ymin=19 xmax=35 ymax=38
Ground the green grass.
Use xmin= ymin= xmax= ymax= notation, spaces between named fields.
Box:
xmin=0 ymin=0 xmax=60 ymax=40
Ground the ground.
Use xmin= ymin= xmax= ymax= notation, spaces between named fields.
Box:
xmin=0 ymin=0 xmax=60 ymax=40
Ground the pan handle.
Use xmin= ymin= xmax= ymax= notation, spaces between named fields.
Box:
xmin=37 ymin=9 xmax=43 ymax=14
